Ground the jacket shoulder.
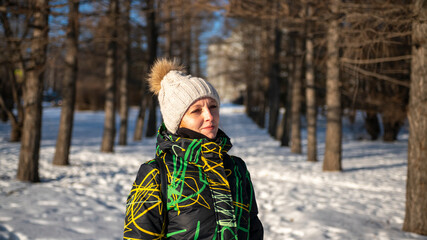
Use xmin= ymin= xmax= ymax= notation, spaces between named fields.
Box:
xmin=132 ymin=158 xmax=161 ymax=184
xmin=229 ymin=155 xmax=248 ymax=171
xmin=124 ymin=159 xmax=166 ymax=239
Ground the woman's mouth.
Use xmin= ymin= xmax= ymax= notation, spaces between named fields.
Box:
xmin=202 ymin=125 xmax=215 ymax=130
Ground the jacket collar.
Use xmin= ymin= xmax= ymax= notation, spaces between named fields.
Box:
xmin=155 ymin=123 xmax=232 ymax=163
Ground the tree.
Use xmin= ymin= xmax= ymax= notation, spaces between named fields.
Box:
xmin=268 ymin=22 xmax=282 ymax=139
xmin=322 ymin=0 xmax=342 ymax=171
xmin=133 ymin=94 xmax=147 ymax=141
xmin=101 ymin=0 xmax=119 ymax=153
xmin=53 ymin=0 xmax=79 ymax=165
xmin=0 ymin=2 xmax=27 ymax=142
xmin=305 ymin=3 xmax=317 ymax=162
xmin=280 ymin=40 xmax=293 ymax=147
xmin=339 ymin=1 xmax=411 ymax=143
xmin=118 ymin=0 xmax=131 ymax=146
xmin=17 ymin=0 xmax=49 ymax=182
xmin=403 ymin=0 xmax=427 ymax=235
xmin=144 ymin=0 xmax=158 ymax=138
xmin=290 ymin=32 xmax=303 ymax=154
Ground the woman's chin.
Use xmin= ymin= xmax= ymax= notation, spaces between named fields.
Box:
xmin=202 ymin=130 xmax=217 ymax=139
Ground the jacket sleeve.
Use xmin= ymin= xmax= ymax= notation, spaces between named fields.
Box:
xmin=123 ymin=161 xmax=166 ymax=240
xmin=233 ymin=156 xmax=264 ymax=240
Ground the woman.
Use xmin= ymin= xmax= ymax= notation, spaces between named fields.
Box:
xmin=123 ymin=59 xmax=263 ymax=240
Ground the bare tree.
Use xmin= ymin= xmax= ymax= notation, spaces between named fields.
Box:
xmin=268 ymin=22 xmax=282 ymax=139
xmin=53 ymin=0 xmax=79 ymax=165
xmin=323 ymin=0 xmax=342 ymax=171
xmin=0 ymin=2 xmax=27 ymax=142
xmin=403 ymin=0 xmax=427 ymax=235
xmin=133 ymin=94 xmax=146 ymax=141
xmin=118 ymin=0 xmax=131 ymax=146
xmin=291 ymin=32 xmax=303 ymax=154
xmin=101 ymin=0 xmax=119 ymax=153
xmin=280 ymin=42 xmax=293 ymax=147
xmin=339 ymin=1 xmax=411 ymax=143
xmin=17 ymin=0 xmax=49 ymax=182
xmin=144 ymin=0 xmax=158 ymax=138
xmin=305 ymin=3 xmax=317 ymax=162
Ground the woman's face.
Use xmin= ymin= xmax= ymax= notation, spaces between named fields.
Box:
xmin=179 ymin=97 xmax=220 ymax=139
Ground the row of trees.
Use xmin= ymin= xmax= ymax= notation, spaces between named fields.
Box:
xmin=222 ymin=0 xmax=426 ymax=235
xmin=0 ymin=0 xmax=219 ymax=177
xmin=0 ymin=0 xmax=425 ymax=236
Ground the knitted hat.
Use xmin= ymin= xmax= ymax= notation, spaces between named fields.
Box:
xmin=148 ymin=58 xmax=220 ymax=134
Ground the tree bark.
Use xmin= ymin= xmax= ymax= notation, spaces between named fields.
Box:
xmin=133 ymin=95 xmax=146 ymax=141
xmin=146 ymin=96 xmax=158 ymax=137
xmin=323 ymin=0 xmax=342 ymax=171
xmin=163 ymin=1 xmax=172 ymax=58
xmin=17 ymin=0 xmax=49 ymax=182
xmin=1 ymin=10 xmax=26 ymax=142
xmin=382 ymin=111 xmax=404 ymax=142
xmin=280 ymin=43 xmax=294 ymax=147
xmin=184 ymin=9 xmax=192 ymax=73
xmin=118 ymin=0 xmax=131 ymax=146
xmin=144 ymin=0 xmax=158 ymax=138
xmin=291 ymin=34 xmax=303 ymax=154
xmin=364 ymin=112 xmax=380 ymax=141
xmin=305 ymin=5 xmax=317 ymax=161
xmin=255 ymin=25 xmax=270 ymax=129
xmin=101 ymin=0 xmax=119 ymax=153
xmin=53 ymin=0 xmax=79 ymax=165
xmin=403 ymin=0 xmax=427 ymax=235
xmin=0 ymin=93 xmax=21 ymax=142
xmin=268 ymin=25 xmax=282 ymax=139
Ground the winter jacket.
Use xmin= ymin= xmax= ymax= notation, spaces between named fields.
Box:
xmin=123 ymin=124 xmax=263 ymax=240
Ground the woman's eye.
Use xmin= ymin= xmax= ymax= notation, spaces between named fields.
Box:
xmin=191 ymin=109 xmax=201 ymax=114
xmin=209 ymin=105 xmax=217 ymax=109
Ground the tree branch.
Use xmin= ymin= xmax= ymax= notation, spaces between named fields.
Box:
xmin=341 ymin=62 xmax=410 ymax=87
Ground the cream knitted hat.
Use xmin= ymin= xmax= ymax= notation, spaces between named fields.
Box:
xmin=148 ymin=58 xmax=220 ymax=134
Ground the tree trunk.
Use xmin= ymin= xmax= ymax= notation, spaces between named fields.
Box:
xmin=144 ymin=0 xmax=158 ymax=138
xmin=17 ymin=0 xmax=49 ymax=182
xmin=255 ymin=81 xmax=267 ymax=128
xmin=305 ymin=6 xmax=317 ymax=161
xmin=0 ymin=94 xmax=21 ymax=142
xmin=184 ymin=13 xmax=192 ymax=73
xmin=245 ymin=84 xmax=254 ymax=117
xmin=133 ymin=95 xmax=146 ymax=141
xmin=101 ymin=0 xmax=119 ymax=153
xmin=1 ymin=12 xmax=25 ymax=142
xmin=280 ymin=45 xmax=294 ymax=147
xmin=291 ymin=34 xmax=303 ymax=154
xmin=53 ymin=0 xmax=79 ymax=166
xmin=194 ymin=27 xmax=201 ymax=77
xmin=118 ymin=0 xmax=131 ymax=146
xmin=323 ymin=0 xmax=342 ymax=172
xmin=146 ymin=96 xmax=158 ymax=137
xmin=255 ymin=25 xmax=270 ymax=129
xmin=364 ymin=112 xmax=380 ymax=141
xmin=268 ymin=25 xmax=282 ymax=138
xmin=382 ymin=112 xmax=404 ymax=142
xmin=163 ymin=2 xmax=172 ymax=58
xmin=403 ymin=0 xmax=427 ymax=235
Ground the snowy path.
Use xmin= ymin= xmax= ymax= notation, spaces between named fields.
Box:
xmin=0 ymin=105 xmax=426 ymax=240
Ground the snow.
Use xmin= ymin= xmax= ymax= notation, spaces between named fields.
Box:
xmin=0 ymin=104 xmax=426 ymax=240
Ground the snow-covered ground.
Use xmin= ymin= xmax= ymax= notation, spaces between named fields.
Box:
xmin=0 ymin=105 xmax=426 ymax=240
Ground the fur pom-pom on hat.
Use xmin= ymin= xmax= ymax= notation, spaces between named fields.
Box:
xmin=147 ymin=58 xmax=220 ymax=134
xmin=148 ymin=58 xmax=185 ymax=95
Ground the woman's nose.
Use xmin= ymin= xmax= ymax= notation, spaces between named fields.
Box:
xmin=203 ymin=108 xmax=214 ymax=121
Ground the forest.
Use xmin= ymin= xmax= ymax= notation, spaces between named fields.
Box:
xmin=0 ymin=0 xmax=426 ymax=236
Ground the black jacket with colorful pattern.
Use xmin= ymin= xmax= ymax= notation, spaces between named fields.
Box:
xmin=124 ymin=124 xmax=263 ymax=240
